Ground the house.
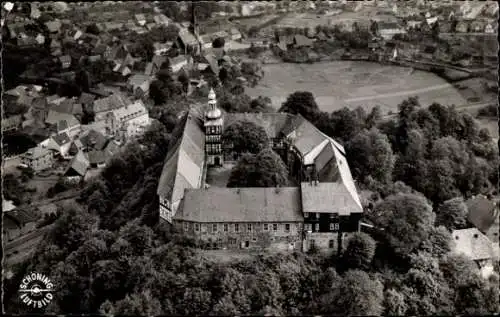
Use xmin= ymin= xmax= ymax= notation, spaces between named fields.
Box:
xmin=135 ymin=13 xmax=147 ymax=26
xmin=3 ymin=207 xmax=38 ymax=242
xmin=59 ymin=55 xmax=72 ymax=69
xmin=378 ymin=22 xmax=406 ymax=40
xmin=78 ymin=92 xmax=96 ymax=109
xmin=110 ymin=100 xmax=151 ymax=140
xmin=176 ymin=29 xmax=200 ymax=55
xmin=145 ymin=55 xmax=167 ymax=76
xmin=41 ymin=132 xmax=72 ymax=158
xmin=35 ymin=34 xmax=45 ymax=45
xmin=92 ymin=93 xmax=131 ymax=122
xmin=153 ymin=14 xmax=170 ymax=26
xmin=79 ymin=129 xmax=109 ymax=152
xmin=452 ymin=228 xmax=498 ymax=277
xmin=21 ymin=146 xmax=54 ymax=171
xmin=2 ymin=115 xmax=22 ymax=133
xmin=64 ymin=150 xmax=89 ymax=182
xmin=45 ymin=111 xmax=81 ymax=138
xmin=127 ymin=74 xmax=152 ymax=98
xmin=169 ymin=55 xmax=189 ymax=73
xmin=71 ymin=29 xmax=83 ymax=41
xmin=88 ymin=150 xmax=107 ymax=168
xmin=157 ymin=89 xmax=363 ymax=254
xmin=45 ymin=20 xmax=62 ymax=33
xmin=104 ymin=140 xmax=121 ymax=161
xmin=293 ymin=34 xmax=314 ymax=48
xmin=153 ymin=42 xmax=172 ymax=55
xmin=202 ymin=53 xmax=220 ymax=76
xmin=30 ymin=3 xmax=41 ymax=19
xmin=456 ymin=21 xmax=469 ymax=33
xmin=146 ymin=23 xmax=157 ymax=31
xmin=229 ymin=27 xmax=242 ymax=40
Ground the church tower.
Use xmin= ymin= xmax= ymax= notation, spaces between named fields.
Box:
xmin=204 ymin=88 xmax=224 ymax=167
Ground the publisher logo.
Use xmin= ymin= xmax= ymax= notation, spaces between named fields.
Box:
xmin=18 ymin=272 xmax=54 ymax=308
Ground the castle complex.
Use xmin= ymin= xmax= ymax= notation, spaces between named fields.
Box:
xmin=157 ymin=89 xmax=364 ymax=253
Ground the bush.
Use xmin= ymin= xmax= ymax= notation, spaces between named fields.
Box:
xmin=477 ymin=104 xmax=497 ymax=118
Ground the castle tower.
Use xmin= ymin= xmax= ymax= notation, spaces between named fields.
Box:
xmin=204 ymin=88 xmax=224 ymax=167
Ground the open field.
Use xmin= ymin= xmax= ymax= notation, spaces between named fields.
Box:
xmin=270 ymin=8 xmax=395 ymax=30
xmin=246 ymin=61 xmax=468 ymax=114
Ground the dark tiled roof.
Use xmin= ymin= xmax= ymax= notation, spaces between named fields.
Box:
xmin=466 ymin=195 xmax=499 ymax=233
xmin=301 ymin=182 xmax=363 ymax=216
xmin=52 ymin=132 xmax=71 ymax=146
xmin=65 ymin=150 xmax=89 ymax=176
xmin=104 ymin=140 xmax=120 ymax=160
xmin=294 ymin=34 xmax=313 ymax=47
xmin=79 ymin=129 xmax=108 ymax=151
xmin=93 ymin=93 xmax=130 ymax=113
xmin=176 ymin=187 xmax=303 ymax=223
xmin=88 ymin=150 xmax=106 ymax=165
xmin=203 ymin=54 xmax=219 ymax=75
xmin=78 ymin=92 xmax=96 ymax=105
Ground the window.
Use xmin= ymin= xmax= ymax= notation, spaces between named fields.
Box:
xmin=247 ymin=224 xmax=252 ymax=232
xmin=285 ymin=224 xmax=290 ymax=232
xmin=184 ymin=222 xmax=188 ymax=231
xmin=305 ymin=224 xmax=312 ymax=232
xmin=330 ymin=213 xmax=338 ymax=219
xmin=235 ymin=224 xmax=239 ymax=232
xmin=329 ymin=240 xmax=334 ymax=249
xmin=273 ymin=223 xmax=278 ymax=231
xmin=263 ymin=224 xmax=269 ymax=231
xmin=252 ymin=237 xmax=257 ymax=242
xmin=315 ymin=223 xmax=319 ymax=231
xmin=213 ymin=224 xmax=217 ymax=232
xmin=195 ymin=224 xmax=200 ymax=232
xmin=202 ymin=224 xmax=207 ymax=232
xmin=224 ymin=224 xmax=228 ymax=232
xmin=304 ymin=212 xmax=309 ymax=218
xmin=310 ymin=239 xmax=316 ymax=247
xmin=316 ymin=213 xmax=320 ymax=219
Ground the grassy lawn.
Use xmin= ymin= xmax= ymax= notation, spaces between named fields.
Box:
xmin=246 ymin=61 xmax=467 ymax=114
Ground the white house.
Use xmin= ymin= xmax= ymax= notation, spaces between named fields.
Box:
xmin=41 ymin=132 xmax=72 ymax=158
xmin=135 ymin=14 xmax=146 ymax=26
xmin=111 ymin=100 xmax=151 ymax=140
xmin=153 ymin=42 xmax=172 ymax=55
xmin=169 ymin=55 xmax=189 ymax=73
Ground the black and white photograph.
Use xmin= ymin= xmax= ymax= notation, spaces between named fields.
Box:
xmin=2 ymin=0 xmax=499 ymax=315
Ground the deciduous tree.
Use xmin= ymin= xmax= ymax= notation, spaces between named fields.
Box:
xmin=223 ymin=120 xmax=269 ymax=155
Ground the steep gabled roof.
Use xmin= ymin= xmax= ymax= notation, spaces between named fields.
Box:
xmin=157 ymin=109 xmax=206 ymax=202
xmin=301 ymin=181 xmax=363 ymax=215
xmin=176 ymin=187 xmax=303 ymax=223
xmin=65 ymin=150 xmax=89 ymax=177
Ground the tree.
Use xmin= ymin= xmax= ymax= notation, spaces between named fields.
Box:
xmin=227 ymin=149 xmax=288 ymax=188
xmin=149 ymin=80 xmax=166 ymax=105
xmin=279 ymin=91 xmax=319 ymax=122
xmin=223 ymin=120 xmax=269 ymax=155
xmin=212 ymin=37 xmax=225 ymax=48
xmin=365 ymin=105 xmax=382 ymax=129
xmin=346 ymin=128 xmax=395 ymax=184
xmin=436 ymin=197 xmax=469 ymax=231
xmin=373 ymin=193 xmax=436 ymax=256
xmin=325 ymin=107 xmax=366 ymax=142
xmin=419 ymin=225 xmax=453 ymax=258
xmin=101 ymin=290 xmax=162 ymax=316
xmin=86 ymin=23 xmax=100 ymax=35
xmin=320 ymin=270 xmax=384 ymax=316
xmin=341 ymin=232 xmax=376 ymax=271
xmin=383 ymin=288 xmax=407 ymax=316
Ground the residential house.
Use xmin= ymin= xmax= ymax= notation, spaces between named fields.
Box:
xmin=30 ymin=3 xmax=41 ymax=19
xmin=135 ymin=13 xmax=147 ymax=26
xmin=452 ymin=228 xmax=498 ymax=277
xmin=88 ymin=150 xmax=107 ymax=168
xmin=104 ymin=140 xmax=121 ymax=161
xmin=202 ymin=53 xmax=220 ymax=77
xmin=93 ymin=93 xmax=131 ymax=122
xmin=50 ymin=40 xmax=63 ymax=56
xmin=146 ymin=23 xmax=157 ymax=31
xmin=79 ymin=129 xmax=109 ymax=152
xmin=293 ymin=34 xmax=314 ymax=48
xmin=45 ymin=110 xmax=81 ymax=138
xmin=145 ymin=55 xmax=167 ymax=76
xmin=378 ymin=22 xmax=407 ymax=40
xmin=3 ymin=207 xmax=38 ymax=242
xmin=176 ymin=29 xmax=200 ymax=55
xmin=110 ymin=100 xmax=151 ymax=140
xmin=45 ymin=20 xmax=62 ymax=33
xmin=456 ymin=21 xmax=469 ymax=33
xmin=127 ymin=74 xmax=152 ymax=98
xmin=153 ymin=14 xmax=170 ymax=26
xmin=64 ymin=150 xmax=89 ymax=182
xmin=229 ymin=27 xmax=242 ymax=40
xmin=70 ymin=29 xmax=83 ymax=41
xmin=103 ymin=22 xmax=124 ymax=32
xmin=35 ymin=34 xmax=45 ymax=45
xmin=41 ymin=132 xmax=72 ymax=158
xmin=153 ymin=42 xmax=172 ymax=55
xmin=21 ymin=146 xmax=54 ymax=171
xmin=78 ymin=92 xmax=96 ymax=110
xmin=59 ymin=55 xmax=72 ymax=69
xmin=169 ymin=55 xmax=189 ymax=73
xmin=2 ymin=115 xmax=22 ymax=133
